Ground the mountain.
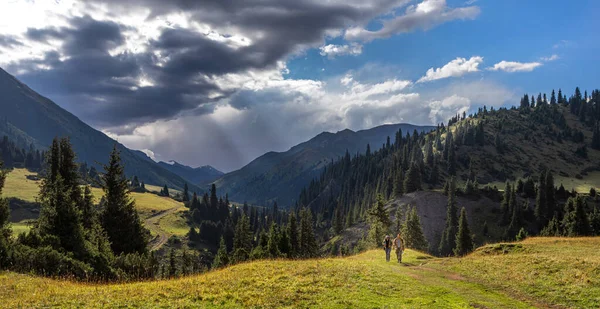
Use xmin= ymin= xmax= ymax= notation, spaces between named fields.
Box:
xmin=157 ymin=160 xmax=224 ymax=186
xmin=213 ymin=123 xmax=435 ymax=206
xmin=0 ymin=67 xmax=201 ymax=193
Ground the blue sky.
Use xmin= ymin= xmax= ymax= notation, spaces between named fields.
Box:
xmin=289 ymin=0 xmax=600 ymax=96
xmin=0 ymin=0 xmax=598 ymax=171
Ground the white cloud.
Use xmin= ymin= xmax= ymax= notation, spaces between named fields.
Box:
xmin=487 ymin=61 xmax=542 ymax=72
xmin=319 ymin=43 xmax=363 ymax=58
xmin=417 ymin=56 xmax=483 ymax=83
xmin=345 ymin=0 xmax=480 ymax=42
xmin=541 ymin=54 xmax=559 ymax=62
xmin=428 ymin=95 xmax=471 ymax=124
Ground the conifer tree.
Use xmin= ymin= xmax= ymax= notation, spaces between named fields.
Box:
xmin=535 ymin=172 xmax=548 ymax=227
xmin=439 ymin=177 xmax=458 ymax=256
xmin=447 ymin=137 xmax=457 ymax=176
xmin=212 ymin=237 xmax=229 ymax=269
xmin=0 ymin=162 xmax=12 ymax=268
xmin=403 ymin=163 xmax=421 ymax=193
xmin=36 ymin=138 xmax=88 ymax=260
xmin=393 ymin=169 xmax=404 ymax=197
xmin=454 ymin=207 xmax=473 ymax=256
xmin=168 ymin=248 xmax=177 ymax=277
xmin=592 ymin=123 xmax=600 ymax=150
xmin=182 ymin=183 xmax=189 ymax=202
xmin=288 ymin=212 xmax=299 ymax=258
xmin=545 ymin=170 xmax=556 ymax=219
xmin=101 ymin=145 xmax=148 ymax=255
xmin=267 ymin=223 xmax=281 ymax=258
xmin=401 ymin=206 xmax=428 ymax=251
xmin=232 ymin=215 xmax=252 ymax=263
xmin=299 ymin=208 xmax=318 ymax=258
xmin=562 ymin=196 xmax=591 ymax=236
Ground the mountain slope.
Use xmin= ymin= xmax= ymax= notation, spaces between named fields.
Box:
xmin=214 ymin=123 xmax=434 ymax=206
xmin=0 ymin=67 xmax=200 ymax=192
xmin=2 ymin=237 xmax=597 ymax=308
xmin=157 ymin=161 xmax=223 ymax=186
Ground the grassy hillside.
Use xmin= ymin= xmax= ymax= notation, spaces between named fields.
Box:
xmin=5 ymin=168 xmax=189 ymax=246
xmin=1 ymin=237 xmax=597 ymax=308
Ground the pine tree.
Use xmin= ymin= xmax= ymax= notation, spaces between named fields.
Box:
xmin=403 ymin=163 xmax=421 ymax=193
xmin=299 ymin=208 xmax=318 ymax=258
xmin=212 ymin=237 xmax=229 ymax=269
xmin=36 ymin=138 xmax=89 ymax=260
xmin=401 ymin=206 xmax=428 ymax=251
xmin=333 ymin=203 xmax=344 ymax=234
xmin=592 ymin=123 xmax=600 ymax=150
xmin=535 ymin=172 xmax=548 ymax=227
xmin=439 ymin=177 xmax=458 ymax=256
xmin=562 ymin=196 xmax=591 ymax=236
xmin=232 ymin=214 xmax=252 ymax=263
xmin=101 ymin=145 xmax=148 ymax=255
xmin=168 ymin=248 xmax=177 ymax=277
xmin=447 ymin=136 xmax=457 ymax=176
xmin=545 ymin=170 xmax=556 ymax=220
xmin=454 ymin=207 xmax=473 ymax=256
xmin=182 ymin=183 xmax=189 ymax=202
xmin=393 ymin=169 xmax=404 ymax=197
xmin=0 ymin=161 xmax=12 ymax=268
xmin=288 ymin=212 xmax=299 ymax=258
xmin=267 ymin=223 xmax=281 ymax=258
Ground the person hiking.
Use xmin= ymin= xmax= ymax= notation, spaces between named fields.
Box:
xmin=382 ymin=235 xmax=392 ymax=262
xmin=393 ymin=233 xmax=405 ymax=263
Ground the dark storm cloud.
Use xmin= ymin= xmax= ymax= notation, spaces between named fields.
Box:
xmin=0 ymin=34 xmax=23 ymax=48
xmin=8 ymin=0 xmax=405 ymax=128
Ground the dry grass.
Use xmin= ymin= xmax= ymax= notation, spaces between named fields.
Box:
xmin=3 ymin=168 xmax=40 ymax=202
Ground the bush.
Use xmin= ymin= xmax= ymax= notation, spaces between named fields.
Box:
xmin=10 ymin=245 xmax=93 ymax=279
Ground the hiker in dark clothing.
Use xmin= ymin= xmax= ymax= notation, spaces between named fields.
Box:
xmin=382 ymin=235 xmax=392 ymax=262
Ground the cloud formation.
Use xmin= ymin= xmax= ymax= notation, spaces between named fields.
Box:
xmin=541 ymin=54 xmax=559 ymax=62
xmin=488 ymin=61 xmax=542 ymax=73
xmin=417 ymin=56 xmax=483 ymax=83
xmin=345 ymin=0 xmax=480 ymax=42
xmin=320 ymin=43 xmax=363 ymax=58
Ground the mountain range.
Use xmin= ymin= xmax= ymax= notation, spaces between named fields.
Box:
xmin=212 ymin=123 xmax=435 ymax=206
xmin=0 ymin=67 xmax=201 ymax=193
xmin=157 ymin=161 xmax=224 ymax=186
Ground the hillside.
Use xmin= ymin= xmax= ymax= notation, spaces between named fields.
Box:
xmin=214 ymin=124 xmax=434 ymax=206
xmin=158 ymin=160 xmax=223 ymax=186
xmin=0 ymin=67 xmax=200 ymax=193
xmin=1 ymin=237 xmax=597 ymax=308
xmin=5 ymin=168 xmax=188 ymax=250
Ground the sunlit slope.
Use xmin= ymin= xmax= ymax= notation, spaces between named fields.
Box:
xmin=6 ymin=169 xmax=189 ymax=241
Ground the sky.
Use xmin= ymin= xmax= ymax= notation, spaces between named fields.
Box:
xmin=0 ymin=0 xmax=598 ymax=172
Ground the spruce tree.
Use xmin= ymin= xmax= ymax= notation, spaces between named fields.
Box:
xmin=454 ymin=207 xmax=473 ymax=256
xmin=288 ymin=212 xmax=299 ymax=258
xmin=545 ymin=170 xmax=556 ymax=220
xmin=212 ymin=237 xmax=229 ymax=269
xmin=101 ymin=145 xmax=148 ymax=255
xmin=232 ymin=214 xmax=252 ymax=263
xmin=36 ymin=138 xmax=88 ymax=260
xmin=0 ymin=162 xmax=12 ymax=268
xmin=562 ymin=196 xmax=591 ymax=236
xmin=299 ymin=208 xmax=318 ymax=258
xmin=182 ymin=183 xmax=189 ymax=202
xmin=439 ymin=177 xmax=458 ymax=256
xmin=403 ymin=163 xmax=421 ymax=193
xmin=535 ymin=172 xmax=548 ymax=227
xmin=267 ymin=223 xmax=281 ymax=258
xmin=401 ymin=206 xmax=428 ymax=251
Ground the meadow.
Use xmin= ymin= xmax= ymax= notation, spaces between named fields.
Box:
xmin=1 ymin=237 xmax=597 ymax=308
xmin=6 ymin=169 xmax=187 ymax=243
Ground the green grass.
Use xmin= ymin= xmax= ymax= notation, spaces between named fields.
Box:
xmin=3 ymin=169 xmax=41 ymax=202
xmin=4 ymin=169 xmax=187 ymax=242
xmin=158 ymin=208 xmax=190 ymax=236
xmin=4 ymin=237 xmax=597 ymax=308
xmin=555 ymin=172 xmax=600 ymax=193
xmin=10 ymin=220 xmax=32 ymax=237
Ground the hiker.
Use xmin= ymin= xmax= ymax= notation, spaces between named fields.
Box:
xmin=382 ymin=235 xmax=392 ymax=262
xmin=393 ymin=233 xmax=405 ymax=263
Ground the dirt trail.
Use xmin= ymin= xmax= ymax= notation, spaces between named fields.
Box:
xmin=145 ymin=207 xmax=180 ymax=251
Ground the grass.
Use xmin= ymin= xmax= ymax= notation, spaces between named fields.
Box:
xmin=432 ymin=237 xmax=600 ymax=308
xmin=4 ymin=169 xmax=187 ymax=242
xmin=10 ymin=220 xmax=32 ymax=237
xmin=4 ymin=237 xmax=597 ymax=308
xmin=0 ymin=249 xmax=535 ymax=308
xmin=3 ymin=168 xmax=41 ymax=202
